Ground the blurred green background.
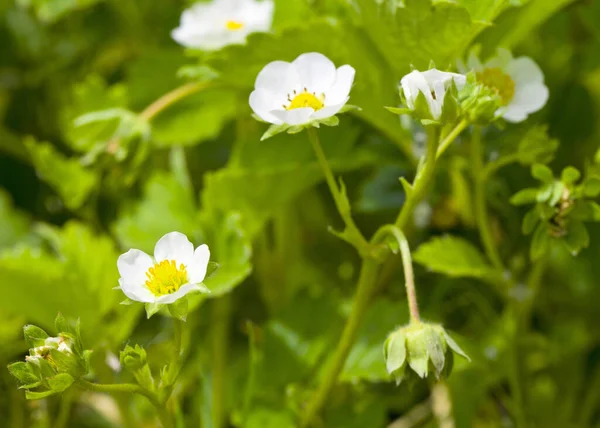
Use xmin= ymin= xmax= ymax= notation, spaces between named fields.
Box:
xmin=2 ymin=0 xmax=600 ymax=426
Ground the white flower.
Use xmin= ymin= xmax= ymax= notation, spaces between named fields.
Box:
xmin=249 ymin=52 xmax=356 ymax=126
xmin=400 ymin=69 xmax=466 ymax=120
xmin=30 ymin=336 xmax=73 ymax=357
xmin=171 ymin=0 xmax=274 ymax=51
xmin=117 ymin=232 xmax=211 ymax=304
xmin=465 ymin=49 xmax=549 ymax=123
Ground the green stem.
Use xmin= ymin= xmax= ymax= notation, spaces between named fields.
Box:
xmin=481 ymin=153 xmax=521 ymax=179
xmin=300 ymin=259 xmax=380 ymax=427
xmin=76 ymin=379 xmax=173 ymax=428
xmin=436 ymin=119 xmax=469 ymax=159
xmin=471 ymin=126 xmax=505 ymax=271
xmin=307 ymin=128 xmax=369 ymax=253
xmin=395 ymin=126 xmax=441 ymax=229
xmin=54 ymin=389 xmax=73 ymax=428
xmin=210 ymin=296 xmax=232 ymax=428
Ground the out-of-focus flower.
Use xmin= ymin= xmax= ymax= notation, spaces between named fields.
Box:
xmin=400 ymin=69 xmax=466 ymax=120
xmin=172 ymin=0 xmax=274 ymax=51
xmin=465 ymin=49 xmax=549 ymax=123
xmin=117 ymin=232 xmax=211 ymax=305
xmin=249 ymin=52 xmax=356 ymax=126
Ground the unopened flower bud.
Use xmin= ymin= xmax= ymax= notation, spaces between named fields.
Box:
xmin=384 ymin=322 xmax=469 ymax=386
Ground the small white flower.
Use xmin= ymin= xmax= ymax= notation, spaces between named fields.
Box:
xmin=466 ymin=49 xmax=549 ymax=123
xmin=171 ymin=0 xmax=274 ymax=51
xmin=30 ymin=337 xmax=73 ymax=356
xmin=400 ymin=69 xmax=466 ymax=120
xmin=117 ymin=232 xmax=210 ymax=304
xmin=249 ymin=52 xmax=356 ymax=126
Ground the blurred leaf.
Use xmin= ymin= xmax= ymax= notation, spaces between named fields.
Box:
xmin=24 ymin=138 xmax=98 ymax=210
xmin=61 ymin=76 xmax=128 ymax=153
xmin=200 ymin=212 xmax=252 ymax=297
xmin=113 ymin=171 xmax=198 ymax=254
xmin=517 ymin=125 xmax=559 ymax=165
xmin=414 ymin=235 xmax=496 ymax=279
xmin=341 ymin=299 xmax=407 ymax=382
xmin=0 ymin=188 xmax=30 ymax=250
xmin=152 ymin=89 xmax=237 ymax=147
xmin=18 ymin=0 xmax=104 ymax=23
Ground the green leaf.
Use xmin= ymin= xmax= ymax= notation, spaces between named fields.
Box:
xmin=510 ymin=188 xmax=538 ymax=205
xmin=23 ymin=0 xmax=103 ymax=23
xmin=200 ymin=212 xmax=252 ymax=297
xmin=531 ymin=163 xmax=554 ymax=183
xmin=354 ymin=0 xmax=477 ymax=74
xmin=522 ymin=209 xmax=539 ymax=235
xmin=152 ymin=89 xmax=237 ymax=147
xmin=516 ymin=125 xmax=559 ymax=165
xmin=583 ymin=178 xmax=600 ymax=197
xmin=564 ymin=220 xmax=589 ymax=255
xmin=413 ymin=236 xmax=496 ymax=279
xmin=113 ymin=171 xmax=198 ymax=253
xmin=0 ymin=189 xmax=30 ymax=250
xmin=24 ymin=138 xmax=98 ymax=210
xmin=561 ymin=166 xmax=581 ymax=185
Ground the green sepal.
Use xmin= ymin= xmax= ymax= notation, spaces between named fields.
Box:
xmin=337 ymin=104 xmax=361 ymax=113
xmin=145 ymin=302 xmax=161 ymax=319
xmin=399 ymin=177 xmax=413 ymax=198
xmin=318 ymin=115 xmax=339 ymax=127
xmin=25 ymin=390 xmax=58 ymax=400
xmin=23 ymin=325 xmax=48 ymax=348
xmin=47 ymin=373 xmax=75 ymax=393
xmin=7 ymin=362 xmax=40 ymax=385
xmin=385 ymin=106 xmax=412 ymax=115
xmin=54 ymin=313 xmax=69 ymax=334
xmin=120 ymin=298 xmax=135 ymax=305
xmin=168 ymin=297 xmax=189 ymax=322
xmin=261 ymin=123 xmax=290 ymax=141
xmin=205 ymin=261 xmax=220 ymax=279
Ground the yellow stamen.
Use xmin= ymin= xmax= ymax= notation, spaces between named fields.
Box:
xmin=285 ymin=89 xmax=325 ymax=111
xmin=226 ymin=20 xmax=244 ymax=31
xmin=145 ymin=260 xmax=188 ymax=296
xmin=476 ymin=67 xmax=515 ymax=106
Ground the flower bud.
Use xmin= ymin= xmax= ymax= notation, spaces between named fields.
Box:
xmin=120 ymin=345 xmax=147 ymax=371
xmin=383 ymin=322 xmax=469 ymax=386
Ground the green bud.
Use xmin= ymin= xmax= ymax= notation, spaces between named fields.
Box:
xmin=120 ymin=344 xmax=147 ymax=371
xmin=383 ymin=322 xmax=469 ymax=386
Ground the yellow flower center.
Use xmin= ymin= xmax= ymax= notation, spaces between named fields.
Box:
xmin=145 ymin=260 xmax=188 ymax=296
xmin=226 ymin=20 xmax=244 ymax=31
xmin=285 ymin=89 xmax=325 ymax=111
xmin=476 ymin=67 xmax=515 ymax=106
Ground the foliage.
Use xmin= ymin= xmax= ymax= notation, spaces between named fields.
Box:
xmin=2 ymin=0 xmax=600 ymax=427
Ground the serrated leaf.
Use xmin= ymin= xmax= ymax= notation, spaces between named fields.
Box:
xmin=23 ymin=325 xmax=48 ymax=348
xmin=516 ymin=125 xmax=559 ymax=165
xmin=7 ymin=362 xmax=39 ymax=385
xmin=413 ymin=236 xmax=495 ymax=279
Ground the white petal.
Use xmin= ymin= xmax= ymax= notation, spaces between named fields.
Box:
xmin=484 ymin=48 xmax=513 ymax=69
xmin=310 ymin=100 xmax=349 ymax=120
xmin=154 ymin=232 xmax=194 ymax=265
xmin=118 ymin=279 xmax=156 ymax=303
xmin=255 ymin=61 xmax=301 ymax=95
xmin=270 ymin=108 xmax=313 ymax=125
xmin=249 ymin=89 xmax=283 ymax=124
xmin=503 ymin=83 xmax=549 ymax=122
xmin=117 ymin=249 xmax=153 ymax=285
xmin=400 ymin=70 xmax=432 ymax=109
xmin=242 ymin=0 xmax=274 ymax=32
xmin=292 ymin=52 xmax=337 ymax=93
xmin=187 ymin=244 xmax=210 ymax=283
xmin=507 ymin=57 xmax=544 ymax=85
xmin=155 ymin=283 xmax=209 ymax=305
xmin=325 ymin=65 xmax=355 ymax=105
xmin=421 ymin=69 xmax=466 ymax=91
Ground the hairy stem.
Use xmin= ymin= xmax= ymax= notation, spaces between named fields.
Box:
xmin=300 ymin=259 xmax=380 ymax=426
xmin=436 ymin=119 xmax=469 ymax=159
xmin=107 ymin=81 xmax=211 ymax=154
xmin=307 ymin=128 xmax=369 ymax=253
xmin=471 ymin=125 xmax=505 ymax=271
xmin=301 ymin=125 xmax=446 ymax=425
xmin=76 ymin=379 xmax=173 ymax=428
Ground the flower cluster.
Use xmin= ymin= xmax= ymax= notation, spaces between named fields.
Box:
xmin=7 ymin=314 xmax=90 ymax=399
xmin=511 ymin=164 xmax=600 ymax=259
